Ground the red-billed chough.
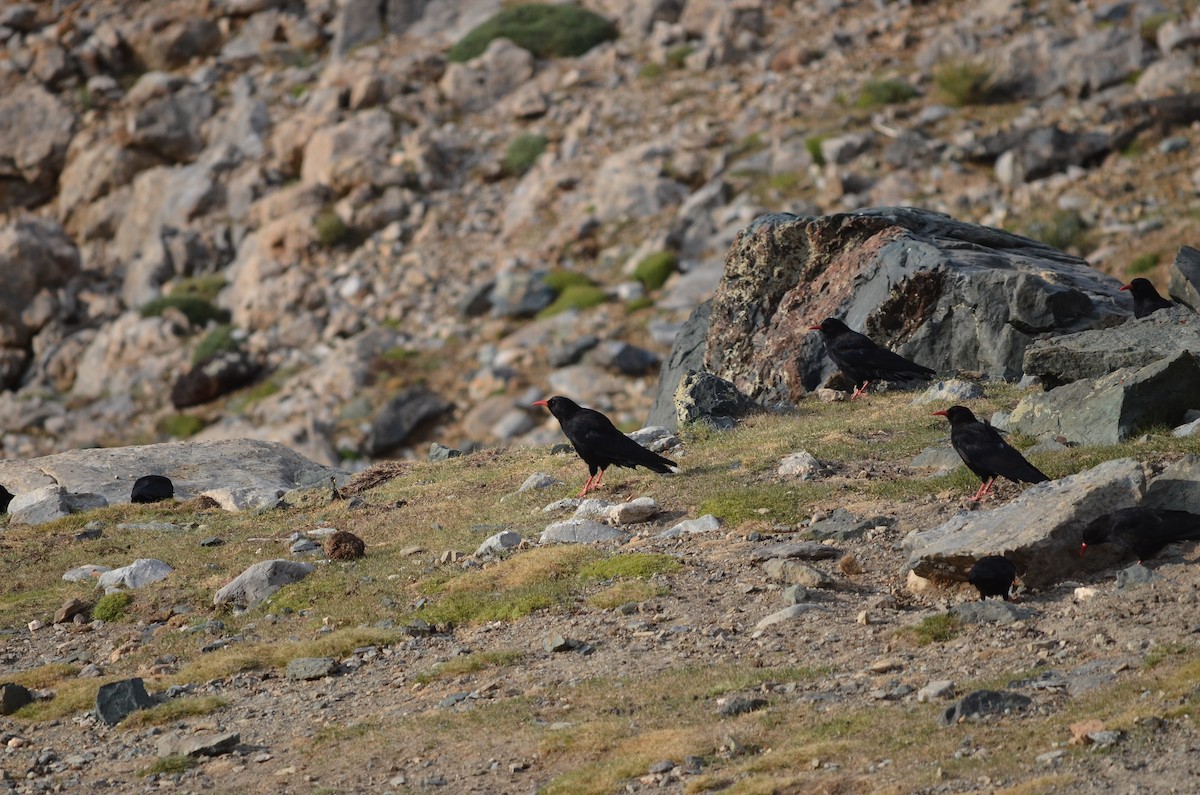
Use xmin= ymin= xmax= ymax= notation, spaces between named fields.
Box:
xmin=967 ymin=555 xmax=1019 ymax=601
xmin=533 ymin=396 xmax=678 ymax=497
xmin=131 ymin=475 xmax=174 ymax=504
xmin=932 ymin=406 xmax=1050 ymax=500
xmin=1080 ymin=506 xmax=1200 ymax=561
xmin=1120 ymin=278 xmax=1174 ymax=318
xmin=809 ymin=317 xmax=935 ymax=399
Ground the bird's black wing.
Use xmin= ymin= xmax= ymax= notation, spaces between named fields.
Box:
xmin=565 ymin=410 xmax=678 ymax=473
xmin=1111 ymin=508 xmax=1200 ymax=557
xmin=953 ymin=422 xmax=1049 ymax=484
xmin=828 ymin=331 xmax=935 ymax=381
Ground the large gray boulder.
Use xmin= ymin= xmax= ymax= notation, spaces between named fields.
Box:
xmin=696 ymin=208 xmax=1127 ymax=405
xmin=1022 ymin=306 xmax=1200 ymax=387
xmin=0 ymin=83 xmax=76 ymax=210
xmin=1010 ymin=350 xmax=1200 ymax=446
xmin=1169 ymin=245 xmax=1200 ymax=312
xmin=646 ymin=300 xmax=711 ymax=429
xmin=0 ymin=439 xmax=348 ymax=522
xmin=905 ymin=458 xmax=1145 ymax=588
xmin=1144 ymin=456 xmax=1200 ymax=513
xmin=214 ymin=559 xmax=315 ymax=609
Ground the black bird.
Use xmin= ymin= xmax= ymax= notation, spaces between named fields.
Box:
xmin=1120 ymin=278 xmax=1174 ymax=319
xmin=1080 ymin=506 xmax=1200 ymax=561
xmin=967 ymin=555 xmax=1019 ymax=601
xmin=809 ymin=317 xmax=935 ymax=399
xmin=932 ymin=406 xmax=1050 ymax=500
xmin=533 ymin=396 xmax=678 ymax=497
xmin=131 ymin=475 xmax=174 ymax=504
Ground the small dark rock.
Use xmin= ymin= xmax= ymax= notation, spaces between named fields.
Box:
xmin=939 ymin=689 xmax=1031 ymax=727
xmin=325 ymin=530 xmax=366 ymax=561
xmin=199 ymin=536 xmax=224 ymax=547
xmin=719 ymin=696 xmax=768 ymax=717
xmin=428 ymin=442 xmax=463 ymax=462
xmin=0 ymin=683 xmax=33 ymax=715
xmin=95 ymin=678 xmax=156 ymax=725
xmin=286 ymin=657 xmax=338 ymax=681
xmin=171 ymin=351 xmax=262 ymax=409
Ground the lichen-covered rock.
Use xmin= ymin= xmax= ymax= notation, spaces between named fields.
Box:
xmin=214 ymin=559 xmax=316 ymax=608
xmin=0 ymin=83 xmax=76 ymax=210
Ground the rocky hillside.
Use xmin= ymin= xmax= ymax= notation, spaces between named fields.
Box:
xmin=2 ymin=0 xmax=1199 ymax=467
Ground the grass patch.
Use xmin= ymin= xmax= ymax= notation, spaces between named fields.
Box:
xmin=169 ymin=274 xmax=227 ymax=303
xmin=7 ymin=663 xmax=80 ymax=690
xmin=633 ymin=251 xmax=677 ymax=291
xmin=315 ymin=210 xmax=349 ymax=248
xmin=1018 ymin=209 xmax=1091 ymax=253
xmin=933 ymin=59 xmax=1000 ymax=106
xmin=857 ymin=78 xmax=918 ymax=108
xmin=638 ymin=62 xmax=664 ymax=80
xmin=577 ymin=553 xmax=681 ymax=581
xmin=805 ymin=135 xmax=827 ymax=167
xmin=120 ymin=696 xmax=229 ymax=728
xmin=140 ymin=755 xmax=197 ymax=777
xmin=698 ymin=483 xmax=817 ymax=526
xmin=504 ymin=132 xmax=548 ymax=176
xmin=1140 ymin=12 xmax=1173 ymax=45
xmin=448 ymin=4 xmax=617 ymax=62
xmin=625 ymin=295 xmax=654 ymax=313
xmin=139 ymin=295 xmax=229 ymax=327
xmin=92 ymin=591 xmax=132 ymax=622
xmin=542 ymin=269 xmax=594 ymax=293
xmin=665 ymin=44 xmax=694 ymax=69
xmin=192 ymin=323 xmax=241 ymax=365
xmin=1128 ymin=251 xmax=1160 ymax=275
xmin=902 ymin=613 xmax=961 ymax=646
xmin=413 ymin=650 xmax=526 ymax=684
xmin=1145 ymin=642 xmax=1188 ymax=670
xmin=586 ymin=580 xmax=669 ymax=610
xmin=156 ymin=413 xmax=207 ymax=439
xmin=536 ymin=284 xmax=608 ymax=318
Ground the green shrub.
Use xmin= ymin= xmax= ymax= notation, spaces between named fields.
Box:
xmin=140 ymin=756 xmax=196 ymax=777
xmin=933 ymin=60 xmax=999 ymax=106
xmin=193 ymin=324 xmax=241 ymax=365
xmin=170 ymin=274 xmax=227 ymax=302
xmin=578 ymin=553 xmax=681 ymax=580
xmin=805 ymin=135 xmax=827 ymax=167
xmin=1140 ymin=13 xmax=1172 ymax=45
xmin=665 ymin=44 xmax=694 ymax=69
xmin=448 ymin=4 xmax=617 ymax=63
xmin=93 ymin=592 xmax=132 ymax=622
xmin=503 ymin=133 xmax=548 ymax=176
xmin=315 ymin=211 xmax=349 ymax=248
xmin=639 ymin=62 xmax=665 ymax=80
xmin=542 ymin=269 xmax=594 ymax=293
xmin=158 ymin=414 xmax=207 ymax=439
xmin=856 ymin=78 xmax=918 ymax=108
xmin=625 ymin=295 xmax=654 ymax=313
xmin=139 ymin=296 xmax=229 ymax=327
xmin=633 ymin=251 xmax=678 ymax=291
xmin=1020 ymin=209 xmax=1091 ymax=253
xmin=536 ymin=284 xmax=608 ymax=318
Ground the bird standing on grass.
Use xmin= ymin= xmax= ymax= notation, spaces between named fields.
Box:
xmin=533 ymin=396 xmax=678 ymax=497
xmin=967 ymin=555 xmax=1019 ymax=601
xmin=932 ymin=405 xmax=1049 ymax=500
xmin=1120 ymin=278 xmax=1174 ymax=318
xmin=809 ymin=317 xmax=935 ymax=399
xmin=1080 ymin=506 xmax=1200 ymax=561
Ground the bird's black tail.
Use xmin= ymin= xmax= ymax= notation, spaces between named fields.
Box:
xmin=641 ymin=451 xmax=678 ymax=473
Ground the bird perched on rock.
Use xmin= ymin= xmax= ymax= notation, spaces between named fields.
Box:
xmin=1120 ymin=278 xmax=1174 ymax=318
xmin=131 ymin=475 xmax=174 ymax=504
xmin=932 ymin=406 xmax=1049 ymax=500
xmin=1080 ymin=506 xmax=1200 ymax=561
xmin=533 ymin=396 xmax=678 ymax=497
xmin=967 ymin=555 xmax=1019 ymax=601
xmin=809 ymin=317 xmax=935 ymax=399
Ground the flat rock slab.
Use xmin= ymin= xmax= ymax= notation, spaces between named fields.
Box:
xmin=213 ymin=559 xmax=316 ymax=609
xmin=750 ymin=541 xmax=842 ymax=562
xmin=1144 ymin=455 xmax=1200 ymax=513
xmin=95 ymin=678 xmax=155 ymax=725
xmin=754 ymin=603 xmax=821 ymax=630
xmin=1010 ymin=350 xmax=1200 ymax=446
xmin=540 ymin=519 xmax=626 ymax=544
xmin=950 ymin=601 xmax=1036 ymax=624
xmin=1022 ymin=306 xmax=1200 ymax=386
xmin=156 ymin=731 xmax=240 ymax=758
xmin=938 ymin=689 xmax=1032 ymax=727
xmin=906 ymin=458 xmax=1145 ymax=588
xmin=658 ymin=514 xmax=721 ymax=538
xmin=97 ymin=558 xmax=172 ymax=590
xmin=809 ymin=508 xmax=892 ymax=541
xmin=762 ymin=558 xmax=835 ymax=588
xmin=286 ymin=657 xmax=338 ymax=681
xmin=0 ymin=439 xmax=348 ymax=521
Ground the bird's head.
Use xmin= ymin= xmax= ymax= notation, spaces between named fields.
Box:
xmin=808 ymin=317 xmax=850 ymax=335
xmin=1119 ymin=278 xmax=1154 ymax=296
xmin=532 ymin=396 xmax=580 ymax=418
xmin=931 ymin=406 xmax=975 ymax=425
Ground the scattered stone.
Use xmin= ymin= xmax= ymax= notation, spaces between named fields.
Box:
xmin=658 ymin=514 xmax=721 ymax=538
xmin=762 ymin=559 xmax=834 ymax=588
xmin=674 ymin=370 xmax=754 ymax=428
xmin=1144 ymin=456 xmax=1200 ymax=513
xmin=938 ymin=690 xmax=1032 ymax=727
xmin=286 ymin=657 xmax=338 ymax=681
xmin=918 ymin=681 xmax=956 ymax=702
xmin=542 ymin=498 xmax=580 ymax=513
xmin=325 ymin=530 xmax=366 ymax=561
xmin=750 ymin=542 xmax=841 ymax=562
xmin=95 ymin=678 xmax=155 ymax=725
xmin=910 ymin=379 xmax=984 ymax=404
xmin=156 ymin=731 xmax=240 ymax=758
xmin=63 ymin=564 xmax=112 ymax=583
xmin=754 ymin=603 xmax=820 ymax=630
xmin=625 ymin=426 xmax=680 ymax=454
xmin=1115 ymin=563 xmax=1160 ymax=591
xmin=778 ymin=451 xmax=822 ymax=479
xmin=781 ymin=585 xmax=809 ymax=605
xmin=718 ymin=696 xmax=768 ymax=717
xmin=540 ymin=519 xmax=625 ymax=544
xmin=428 ymin=443 xmax=463 ymax=462
xmin=476 ymin=530 xmax=521 ymax=557
xmin=74 ymin=523 xmax=104 ymax=541
xmin=364 ymin=387 xmax=453 ymax=456
xmin=54 ymin=598 xmax=90 ymax=624
xmin=200 ymin=537 xmax=224 ymax=547
xmin=809 ymin=508 xmax=892 ymax=541
xmin=870 ymin=658 xmax=904 ymax=674
xmin=543 ymin=635 xmax=593 ymax=654
xmin=950 ymin=601 xmax=1035 ymax=625
xmin=1036 ymin=750 xmax=1067 ymax=765
xmin=0 ymin=683 xmax=33 ymax=715
xmin=573 ymin=498 xmax=612 ymax=519
xmin=519 ymin=472 xmax=564 ymax=493
xmin=96 ymin=559 xmax=173 ymax=590
xmin=1070 ymin=719 xmax=1107 ymax=745
xmin=606 ymin=497 xmax=659 ymax=524
xmin=213 ymin=560 xmax=316 ymax=609
xmin=911 ymin=446 xmax=963 ymax=472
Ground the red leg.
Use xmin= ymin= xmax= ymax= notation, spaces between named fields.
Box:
xmin=578 ymin=473 xmax=596 ymax=497
xmin=850 ymin=381 xmax=871 ymax=400
xmin=594 ymin=468 xmax=606 ymax=489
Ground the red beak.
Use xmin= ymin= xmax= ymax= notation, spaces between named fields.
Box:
xmin=1119 ymin=284 xmax=1131 ymax=292
xmin=808 ymin=326 xmax=823 ymax=331
xmin=531 ymin=399 xmax=549 ymax=408
xmin=931 ymin=410 xmax=948 ymax=417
